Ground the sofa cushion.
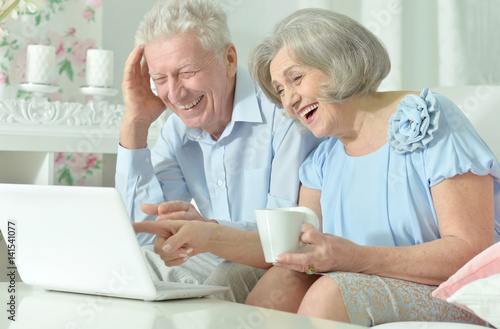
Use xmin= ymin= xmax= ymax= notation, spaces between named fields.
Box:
xmin=432 ymin=242 xmax=500 ymax=327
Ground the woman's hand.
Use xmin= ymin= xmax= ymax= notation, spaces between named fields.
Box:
xmin=135 ymin=201 xmax=217 ymax=265
xmin=136 ymin=201 xmax=269 ymax=269
xmin=274 ymin=223 xmax=364 ymax=274
xmin=133 ymin=219 xmax=214 ymax=266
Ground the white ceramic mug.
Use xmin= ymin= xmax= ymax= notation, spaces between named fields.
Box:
xmin=255 ymin=207 xmax=320 ymax=263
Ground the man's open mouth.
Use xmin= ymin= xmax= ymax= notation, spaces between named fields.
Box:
xmin=179 ymin=95 xmax=203 ymax=109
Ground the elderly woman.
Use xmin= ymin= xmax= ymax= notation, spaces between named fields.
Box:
xmin=245 ymin=8 xmax=500 ymax=326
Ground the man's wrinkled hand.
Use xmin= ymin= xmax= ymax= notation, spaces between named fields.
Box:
xmin=133 ymin=219 xmax=213 ymax=266
xmin=141 ymin=201 xmax=218 ymax=223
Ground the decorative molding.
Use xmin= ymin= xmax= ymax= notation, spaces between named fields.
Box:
xmin=0 ymin=98 xmax=169 ymax=129
xmin=0 ymin=98 xmax=170 ymax=153
xmin=0 ymin=98 xmax=124 ymax=127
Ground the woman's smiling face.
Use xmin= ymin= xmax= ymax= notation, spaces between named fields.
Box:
xmin=269 ymin=47 xmax=342 ymax=138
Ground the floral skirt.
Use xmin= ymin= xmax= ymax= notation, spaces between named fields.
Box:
xmin=324 ymin=272 xmax=487 ymax=327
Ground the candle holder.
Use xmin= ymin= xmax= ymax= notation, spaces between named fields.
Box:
xmin=19 ymin=82 xmax=60 ymax=110
xmin=79 ymin=85 xmax=118 ymax=101
xmin=19 ymin=82 xmax=59 ymax=97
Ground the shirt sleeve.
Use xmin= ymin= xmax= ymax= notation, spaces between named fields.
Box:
xmin=150 ymin=127 xmax=192 ymax=203
xmin=299 ymin=138 xmax=336 ymax=190
xmin=421 ymin=92 xmax=500 ymax=242
xmin=266 ymin=109 xmax=324 ymax=209
xmin=423 ymin=94 xmax=500 ymax=187
xmin=115 ymin=120 xmax=192 ymax=245
xmin=115 ymin=145 xmax=162 ymax=245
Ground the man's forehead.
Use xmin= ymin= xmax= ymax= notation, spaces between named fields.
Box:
xmin=149 ymin=62 xmax=195 ymax=76
xmin=174 ymin=62 xmax=195 ymax=71
xmin=144 ymin=41 xmax=214 ymax=75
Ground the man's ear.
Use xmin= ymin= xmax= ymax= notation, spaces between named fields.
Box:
xmin=224 ymin=43 xmax=237 ymax=77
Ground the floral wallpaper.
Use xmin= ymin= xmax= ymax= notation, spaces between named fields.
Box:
xmin=0 ymin=0 xmax=103 ymax=102
xmin=0 ymin=0 xmax=105 ymax=186
xmin=54 ymin=152 xmax=102 ymax=186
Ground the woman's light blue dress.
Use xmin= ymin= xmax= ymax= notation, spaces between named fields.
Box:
xmin=299 ymin=89 xmax=500 ymax=246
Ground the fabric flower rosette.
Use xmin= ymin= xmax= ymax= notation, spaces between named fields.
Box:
xmin=388 ymin=89 xmax=440 ymax=154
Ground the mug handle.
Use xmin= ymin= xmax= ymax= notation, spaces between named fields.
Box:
xmin=290 ymin=207 xmax=320 ymax=231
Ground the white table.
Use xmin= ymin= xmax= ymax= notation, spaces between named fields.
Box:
xmin=0 ymin=283 xmax=364 ymax=329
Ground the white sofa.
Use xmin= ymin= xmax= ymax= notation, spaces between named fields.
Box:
xmin=432 ymin=85 xmax=500 ymax=159
xmin=373 ymin=85 xmax=500 ymax=328
xmin=0 ymin=86 xmax=498 ymax=325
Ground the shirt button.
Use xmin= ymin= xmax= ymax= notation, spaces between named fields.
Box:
xmin=145 ymin=158 xmax=150 ymax=163
xmin=217 ymin=180 xmax=223 ymax=186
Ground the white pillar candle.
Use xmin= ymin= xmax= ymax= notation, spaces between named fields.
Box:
xmin=26 ymin=45 xmax=56 ymax=84
xmin=85 ymin=49 xmax=114 ymax=87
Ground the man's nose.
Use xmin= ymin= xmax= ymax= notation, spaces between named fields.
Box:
xmin=166 ymin=78 xmax=187 ymax=104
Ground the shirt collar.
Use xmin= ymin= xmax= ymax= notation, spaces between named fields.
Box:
xmin=184 ymin=67 xmax=263 ymax=143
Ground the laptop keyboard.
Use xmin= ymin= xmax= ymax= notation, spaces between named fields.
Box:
xmin=153 ymin=280 xmax=206 ymax=290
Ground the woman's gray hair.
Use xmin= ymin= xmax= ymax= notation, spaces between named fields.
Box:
xmin=248 ymin=8 xmax=391 ymax=107
xmin=135 ymin=0 xmax=232 ymax=62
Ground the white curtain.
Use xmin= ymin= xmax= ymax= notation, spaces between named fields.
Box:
xmin=224 ymin=0 xmax=500 ymax=91
xmin=437 ymin=0 xmax=500 ymax=87
xmin=357 ymin=0 xmax=500 ymax=90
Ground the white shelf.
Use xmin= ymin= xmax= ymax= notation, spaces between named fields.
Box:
xmin=0 ymin=98 xmax=168 ymax=185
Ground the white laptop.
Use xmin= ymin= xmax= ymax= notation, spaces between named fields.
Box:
xmin=0 ymin=183 xmax=229 ymax=301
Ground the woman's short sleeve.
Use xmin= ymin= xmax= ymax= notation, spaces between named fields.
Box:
xmin=422 ymin=93 xmax=500 ymax=187
xmin=299 ymin=137 xmax=339 ymax=190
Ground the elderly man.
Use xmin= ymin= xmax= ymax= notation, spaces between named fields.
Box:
xmin=115 ymin=0 xmax=321 ymax=303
